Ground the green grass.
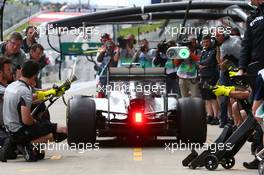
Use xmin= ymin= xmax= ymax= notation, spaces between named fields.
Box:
xmin=118 ymin=22 xmax=163 ymax=38
xmin=4 ymin=22 xmax=30 ymax=40
xmin=8 ymin=0 xmax=19 ymax=3
xmin=15 ymin=22 xmax=29 ymax=33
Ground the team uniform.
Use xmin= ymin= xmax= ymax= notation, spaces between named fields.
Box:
xmin=3 ymin=80 xmax=57 ymax=144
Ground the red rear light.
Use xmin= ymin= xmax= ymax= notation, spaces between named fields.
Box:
xmin=135 ymin=112 xmax=142 ymax=123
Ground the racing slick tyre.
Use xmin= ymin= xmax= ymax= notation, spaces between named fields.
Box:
xmin=67 ymin=96 xmax=96 ymax=146
xmin=177 ymin=97 xmax=207 ymax=144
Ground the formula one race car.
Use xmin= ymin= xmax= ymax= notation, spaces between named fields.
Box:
xmin=66 ymin=65 xmax=207 ymax=145
xmin=45 ymin=0 xmax=254 ymax=145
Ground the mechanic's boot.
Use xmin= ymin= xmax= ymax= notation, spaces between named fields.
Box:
xmin=32 ymin=145 xmax=45 ymax=160
xmin=243 ymin=158 xmax=259 ymax=169
xmin=35 ymin=150 xmax=45 ymax=160
xmin=0 ymin=146 xmax=7 ymax=162
xmin=4 ymin=142 xmax=18 ymax=160
xmin=53 ymin=133 xmax=68 ymax=143
xmin=6 ymin=150 xmax=17 ymax=160
xmin=17 ymin=144 xmax=37 ymax=162
xmin=207 ymin=116 xmax=213 ymax=124
xmin=0 ymin=138 xmax=13 ymax=162
xmin=219 ymin=122 xmax=226 ymax=128
xmin=227 ymin=118 xmax=234 ymax=125
xmin=219 ymin=118 xmax=228 ymax=128
xmin=210 ymin=118 xmax=219 ymax=125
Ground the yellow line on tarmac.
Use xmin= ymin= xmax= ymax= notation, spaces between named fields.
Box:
xmin=134 ymin=152 xmax=142 ymax=157
xmin=134 ymin=156 xmax=143 ymax=161
xmin=133 ymin=147 xmax=143 ymax=161
xmin=134 ymin=148 xmax=142 ymax=152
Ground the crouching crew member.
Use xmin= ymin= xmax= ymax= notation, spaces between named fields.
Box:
xmin=0 ymin=60 xmax=67 ymax=162
xmin=0 ymin=58 xmax=13 ymax=149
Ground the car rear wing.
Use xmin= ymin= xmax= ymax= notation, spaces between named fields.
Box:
xmin=108 ymin=67 xmax=166 ymax=82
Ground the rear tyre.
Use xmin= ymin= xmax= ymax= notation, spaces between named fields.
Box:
xmin=67 ymin=96 xmax=96 ymax=146
xmin=177 ymin=97 xmax=207 ymax=143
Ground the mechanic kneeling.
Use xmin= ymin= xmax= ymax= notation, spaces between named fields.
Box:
xmin=0 ymin=58 xmax=17 ymax=159
xmin=0 ymin=60 xmax=67 ymax=162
